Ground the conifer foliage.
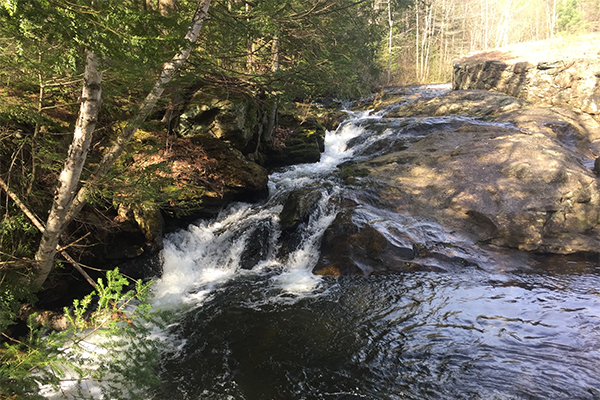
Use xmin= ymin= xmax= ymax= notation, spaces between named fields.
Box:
xmin=0 ymin=0 xmax=393 ymax=397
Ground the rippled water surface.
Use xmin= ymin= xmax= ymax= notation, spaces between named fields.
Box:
xmin=152 ymin=260 xmax=600 ymax=400
xmin=149 ymin=86 xmax=600 ymax=400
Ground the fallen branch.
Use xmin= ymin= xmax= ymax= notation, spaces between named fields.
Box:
xmin=0 ymin=176 xmax=45 ymax=232
xmin=0 ymin=176 xmax=95 ymax=288
xmin=0 ymin=260 xmax=31 ymax=272
xmin=56 ymin=232 xmax=91 ymax=252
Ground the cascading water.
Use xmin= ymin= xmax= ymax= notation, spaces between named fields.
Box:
xmin=148 ymin=86 xmax=600 ymax=400
xmin=46 ymin=85 xmax=600 ymax=400
xmin=152 ymin=108 xmax=373 ymax=310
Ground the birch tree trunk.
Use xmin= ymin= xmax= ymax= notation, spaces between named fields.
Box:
xmin=415 ymin=4 xmax=419 ymax=81
xmin=63 ymin=0 xmax=211 ymax=236
xmin=33 ymin=51 xmax=102 ymax=287
xmin=387 ymin=0 xmax=393 ymax=85
xmin=422 ymin=2 xmax=435 ymax=81
xmin=271 ymin=35 xmax=280 ymax=72
xmin=550 ymin=0 xmax=557 ymax=39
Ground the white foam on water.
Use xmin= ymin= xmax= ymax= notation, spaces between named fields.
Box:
xmin=151 ymin=117 xmax=372 ymax=310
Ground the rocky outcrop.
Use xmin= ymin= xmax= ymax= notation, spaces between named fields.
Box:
xmin=264 ymin=116 xmax=326 ymax=168
xmin=314 ymin=90 xmax=600 ymax=278
xmin=190 ymin=135 xmax=269 ymax=215
xmin=360 ymin=120 xmax=600 ymax=253
xmin=87 ymin=88 xmax=340 ymax=269
xmin=177 ymin=90 xmax=329 ymax=169
xmin=81 ymin=132 xmax=269 ymax=268
xmin=453 ymin=58 xmax=600 ymax=116
xmin=177 ymin=91 xmax=276 ymax=156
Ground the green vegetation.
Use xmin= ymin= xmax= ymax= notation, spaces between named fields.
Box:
xmin=0 ymin=0 xmax=406 ymax=396
xmin=0 ymin=268 xmax=162 ymax=399
xmin=557 ymin=0 xmax=586 ymax=34
xmin=2 ymin=0 xmax=597 ymax=395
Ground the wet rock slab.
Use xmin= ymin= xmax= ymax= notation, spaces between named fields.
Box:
xmin=315 ymin=90 xmax=600 ymax=276
xmin=363 ymin=91 xmax=600 ymax=254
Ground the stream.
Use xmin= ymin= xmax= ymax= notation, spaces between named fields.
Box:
xmin=147 ymin=85 xmax=600 ymax=400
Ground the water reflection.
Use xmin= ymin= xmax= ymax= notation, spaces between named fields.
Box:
xmin=153 ymin=267 xmax=600 ymax=400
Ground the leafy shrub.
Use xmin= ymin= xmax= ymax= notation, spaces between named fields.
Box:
xmin=0 ymin=269 xmax=163 ymax=399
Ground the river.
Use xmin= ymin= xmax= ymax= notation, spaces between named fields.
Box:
xmin=146 ymin=85 xmax=600 ymax=400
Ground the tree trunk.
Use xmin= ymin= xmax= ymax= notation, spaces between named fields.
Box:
xmin=271 ymin=35 xmax=280 ymax=72
xmin=28 ymin=53 xmax=44 ymax=196
xmin=415 ymin=4 xmax=419 ymax=81
xmin=33 ymin=50 xmax=102 ymax=287
xmin=387 ymin=0 xmax=393 ymax=85
xmin=63 ymin=0 xmax=211 ymax=236
xmin=246 ymin=2 xmax=255 ymax=73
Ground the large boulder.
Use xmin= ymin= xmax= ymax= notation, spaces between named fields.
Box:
xmin=355 ymin=115 xmax=600 ymax=254
xmin=277 ymin=188 xmax=324 ymax=257
xmin=177 ymin=91 xmax=330 ymax=169
xmin=177 ymin=91 xmax=275 ymax=156
xmin=263 ymin=116 xmax=326 ymax=168
xmin=80 ymin=131 xmax=269 ymax=269
xmin=182 ymin=135 xmax=269 ymax=217
xmin=453 ymin=35 xmax=600 ymax=116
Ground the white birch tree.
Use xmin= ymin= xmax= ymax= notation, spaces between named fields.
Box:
xmin=33 ymin=51 xmax=102 ymax=287
xmin=33 ymin=0 xmax=212 ymax=287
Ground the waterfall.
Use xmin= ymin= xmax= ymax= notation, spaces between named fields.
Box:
xmin=151 ymin=110 xmax=378 ymax=310
xmin=42 ymin=85 xmax=600 ymax=400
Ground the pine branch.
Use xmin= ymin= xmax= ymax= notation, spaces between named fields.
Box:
xmin=63 ymin=0 xmax=212 ymax=228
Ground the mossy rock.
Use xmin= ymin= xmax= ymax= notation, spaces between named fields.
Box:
xmin=177 ymin=92 xmax=261 ymax=152
xmin=264 ymin=116 xmax=326 ymax=168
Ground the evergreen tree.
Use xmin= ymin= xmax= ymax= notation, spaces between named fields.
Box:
xmin=557 ymin=0 xmax=584 ymax=34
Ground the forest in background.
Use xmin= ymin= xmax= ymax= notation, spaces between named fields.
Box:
xmin=383 ymin=0 xmax=600 ymax=84
xmin=0 ymin=0 xmax=599 ymax=398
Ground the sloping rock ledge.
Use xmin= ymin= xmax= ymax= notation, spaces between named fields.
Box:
xmin=314 ymin=89 xmax=600 ymax=276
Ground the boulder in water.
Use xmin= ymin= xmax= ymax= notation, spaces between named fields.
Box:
xmin=357 ymin=103 xmax=600 ymax=254
xmin=313 ymin=210 xmax=417 ymax=276
xmin=277 ymin=188 xmax=324 ymax=257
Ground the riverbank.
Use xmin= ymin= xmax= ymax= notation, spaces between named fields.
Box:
xmin=453 ymin=34 xmax=600 ymax=115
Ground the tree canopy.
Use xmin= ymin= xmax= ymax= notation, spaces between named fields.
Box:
xmin=0 ymin=1 xmax=395 ymax=396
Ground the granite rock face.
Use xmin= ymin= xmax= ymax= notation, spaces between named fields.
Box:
xmin=453 ymin=58 xmax=600 ymax=115
xmin=359 ymin=119 xmax=600 ymax=253
xmin=314 ymin=89 xmax=600 ymax=277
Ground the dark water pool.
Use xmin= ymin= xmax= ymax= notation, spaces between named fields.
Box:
xmin=152 ymin=259 xmax=600 ymax=400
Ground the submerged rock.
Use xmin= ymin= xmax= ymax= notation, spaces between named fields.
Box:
xmin=239 ymin=220 xmax=273 ymax=270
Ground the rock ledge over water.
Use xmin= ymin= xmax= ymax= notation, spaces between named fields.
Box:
xmin=315 ymin=90 xmax=600 ymax=276
xmin=369 ymin=91 xmax=600 ymax=254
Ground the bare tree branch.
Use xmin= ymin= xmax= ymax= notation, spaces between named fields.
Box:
xmin=63 ymin=0 xmax=212 ymax=229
